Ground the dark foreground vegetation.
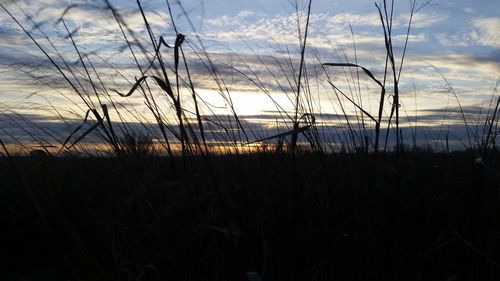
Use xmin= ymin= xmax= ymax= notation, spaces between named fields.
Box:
xmin=1 ymin=151 xmax=499 ymax=281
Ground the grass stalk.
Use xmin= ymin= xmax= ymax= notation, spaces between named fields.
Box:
xmin=290 ymin=0 xmax=313 ymax=154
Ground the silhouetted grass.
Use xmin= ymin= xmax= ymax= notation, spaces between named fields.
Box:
xmin=1 ymin=152 xmax=500 ymax=280
xmin=1 ymin=0 xmax=500 ymax=280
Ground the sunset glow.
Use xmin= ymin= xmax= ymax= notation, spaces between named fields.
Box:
xmin=0 ymin=0 xmax=498 ymax=153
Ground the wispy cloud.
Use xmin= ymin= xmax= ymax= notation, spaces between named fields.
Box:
xmin=437 ymin=16 xmax=500 ymax=48
xmin=472 ymin=17 xmax=500 ymax=48
xmin=327 ymin=12 xmax=381 ymax=28
xmin=396 ymin=11 xmax=448 ymax=29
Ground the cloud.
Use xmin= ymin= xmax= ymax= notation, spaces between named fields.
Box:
xmin=238 ymin=10 xmax=254 ymax=18
xmin=325 ymin=11 xmax=447 ymax=31
xmin=206 ymin=14 xmax=245 ymax=27
xmin=1 ymin=102 xmax=495 ymax=153
xmin=201 ymin=9 xmax=433 ymax=56
xmin=472 ymin=17 xmax=500 ymax=48
xmin=437 ymin=17 xmax=500 ymax=48
xmin=463 ymin=7 xmax=476 ymax=14
xmin=396 ymin=11 xmax=448 ymax=29
xmin=410 ymin=52 xmax=499 ymax=83
xmin=1 ymin=0 xmax=173 ymax=50
xmin=327 ymin=12 xmax=381 ymax=28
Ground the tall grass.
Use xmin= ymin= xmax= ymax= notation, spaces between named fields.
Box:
xmin=323 ymin=0 xmax=432 ymax=155
xmin=1 ymin=0 xmax=497 ymax=155
xmin=0 ymin=1 xmax=499 ymax=279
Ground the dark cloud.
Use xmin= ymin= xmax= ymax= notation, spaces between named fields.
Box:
xmin=1 ymin=105 xmax=497 ymax=153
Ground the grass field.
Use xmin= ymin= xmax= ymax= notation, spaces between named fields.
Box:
xmin=1 ymin=0 xmax=499 ymax=280
xmin=1 ymin=151 xmax=500 ymax=280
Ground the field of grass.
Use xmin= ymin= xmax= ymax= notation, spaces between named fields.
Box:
xmin=1 ymin=0 xmax=499 ymax=280
xmin=1 ymin=151 xmax=500 ymax=280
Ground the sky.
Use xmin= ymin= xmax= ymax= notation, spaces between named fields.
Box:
xmin=0 ymin=0 xmax=499 ymax=153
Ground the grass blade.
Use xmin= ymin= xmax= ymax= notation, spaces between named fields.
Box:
xmin=323 ymin=62 xmax=384 ymax=88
